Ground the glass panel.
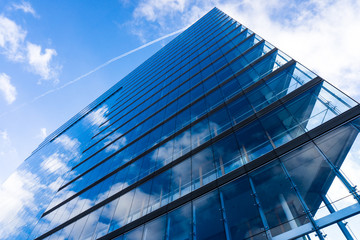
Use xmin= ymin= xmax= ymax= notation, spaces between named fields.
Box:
xmin=176 ymin=107 xmax=191 ymax=132
xmin=205 ymin=88 xmax=224 ymax=110
xmin=128 ymin=180 xmax=153 ymax=222
xmin=173 ymin=129 xmax=191 ymax=160
xmin=260 ymin=106 xmax=305 ymax=147
xmin=315 ymin=121 xmax=360 ymax=190
xmin=235 ymin=120 xmax=272 ymax=162
xmin=190 ymin=98 xmax=207 ymax=121
xmin=123 ymin=225 xmax=144 ymax=240
xmin=170 ymin=158 xmax=191 ymax=201
xmin=148 ymin=170 xmax=171 ymax=212
xmin=281 ymin=143 xmax=356 ymax=219
xmin=78 ymin=208 xmax=102 ymax=240
xmin=320 ymin=82 xmax=356 ymax=112
xmin=208 ymin=107 xmax=232 ymax=138
xmin=246 ymin=81 xmax=277 ymax=111
xmin=67 ymin=214 xmax=88 ymax=240
xmin=237 ymin=51 xmax=277 ymax=89
xmin=341 ymin=214 xmax=360 ymax=239
xmin=124 ymin=160 xmax=142 ymax=187
xmin=191 ymin=118 xmax=211 ymax=150
xmin=250 ymin=161 xmax=309 ymax=236
xmin=155 ymin=140 xmax=174 ymax=170
xmin=109 ymin=167 xmax=128 ymax=196
xmin=191 ymin=147 xmax=216 ymax=190
xmin=167 ymin=203 xmax=192 ymax=240
xmin=220 ymin=176 xmax=265 ymax=239
xmin=216 ymin=65 xmax=234 ymax=84
xmin=142 ymin=215 xmax=166 ymax=240
xmin=109 ymin=191 xmax=135 ymax=232
xmin=320 ymin=222 xmax=348 ymax=240
xmin=113 ymin=235 xmax=124 ymax=240
xmin=193 ymin=191 xmax=226 ymax=240
xmin=138 ymin=151 xmax=157 ymax=180
xmin=226 ymin=95 xmax=253 ymax=125
xmin=220 ymin=77 xmax=242 ymax=100
xmin=212 ymin=133 xmax=243 ymax=176
xmin=94 ymin=201 xmax=117 ymax=238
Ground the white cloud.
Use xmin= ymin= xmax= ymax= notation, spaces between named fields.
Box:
xmin=12 ymin=1 xmax=37 ymax=17
xmin=134 ymin=0 xmax=187 ymax=22
xmin=40 ymin=153 xmax=69 ymax=174
xmin=0 ymin=73 xmax=16 ymax=104
xmin=127 ymin=0 xmax=193 ymax=42
xmin=0 ymin=15 xmax=26 ymax=61
xmin=104 ymin=132 xmax=127 ymax=153
xmin=0 ymin=15 xmax=60 ymax=83
xmin=38 ymin=127 xmax=47 ymax=140
xmin=0 ymin=129 xmax=8 ymax=140
xmin=86 ymin=106 xmax=109 ymax=127
xmin=216 ymin=0 xmax=360 ymax=100
xmin=0 ymin=130 xmax=19 ymax=185
xmin=0 ymin=170 xmax=42 ymax=237
xmin=54 ymin=134 xmax=80 ymax=151
xmin=128 ymin=0 xmax=360 ymax=101
xmin=27 ymin=42 xmax=59 ymax=83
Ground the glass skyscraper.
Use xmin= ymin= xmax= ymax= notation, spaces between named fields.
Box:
xmin=1 ymin=7 xmax=360 ymax=240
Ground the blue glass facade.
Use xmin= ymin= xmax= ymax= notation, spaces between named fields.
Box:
xmin=1 ymin=7 xmax=360 ymax=240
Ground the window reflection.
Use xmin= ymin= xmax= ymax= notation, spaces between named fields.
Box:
xmin=208 ymin=107 xmax=232 ymax=138
xmin=128 ymin=180 xmax=153 ymax=222
xmin=236 ymin=120 xmax=273 ymax=161
xmin=190 ymin=118 xmax=211 ymax=150
xmin=167 ymin=203 xmax=192 ymax=240
xmin=191 ymin=148 xmax=216 ymax=190
xmin=148 ymin=171 xmax=171 ymax=212
xmin=281 ymin=143 xmax=356 ymax=217
xmin=212 ymin=133 xmax=243 ymax=176
xmin=173 ymin=130 xmax=191 ymax=160
xmin=249 ymin=161 xmax=309 ymax=236
xmin=220 ymin=176 xmax=265 ymax=239
xmin=193 ymin=191 xmax=226 ymax=240
xmin=123 ymin=225 xmax=144 ymax=240
xmin=109 ymin=191 xmax=135 ymax=232
xmin=260 ymin=106 xmax=305 ymax=147
xmin=170 ymin=158 xmax=191 ymax=201
xmin=142 ymin=215 xmax=166 ymax=240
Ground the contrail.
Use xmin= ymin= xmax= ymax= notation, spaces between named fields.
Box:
xmin=0 ymin=27 xmax=186 ymax=118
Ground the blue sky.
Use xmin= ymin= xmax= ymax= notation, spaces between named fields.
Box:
xmin=0 ymin=0 xmax=360 ymax=185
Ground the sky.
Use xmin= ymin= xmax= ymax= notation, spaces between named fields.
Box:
xmin=0 ymin=0 xmax=360 ymax=185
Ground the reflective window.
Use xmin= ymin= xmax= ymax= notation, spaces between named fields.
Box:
xmin=109 ymin=191 xmax=135 ymax=232
xmin=250 ymin=161 xmax=309 ymax=236
xmin=212 ymin=133 xmax=242 ymax=176
xmin=191 ymin=118 xmax=211 ymax=149
xmin=191 ymin=147 xmax=216 ymax=190
xmin=260 ymin=106 xmax=305 ymax=147
xmin=170 ymin=158 xmax=191 ymax=201
xmin=173 ymin=129 xmax=191 ymax=160
xmin=93 ymin=202 xmax=117 ymax=238
xmin=123 ymin=225 xmax=144 ymax=240
xmin=193 ymin=191 xmax=226 ymax=240
xmin=226 ymin=95 xmax=253 ymax=125
xmin=208 ymin=107 xmax=232 ymax=138
xmin=148 ymin=171 xmax=171 ymax=212
xmin=236 ymin=120 xmax=272 ymax=162
xmin=281 ymin=143 xmax=357 ymax=217
xmin=205 ymin=88 xmax=224 ymax=109
xmin=220 ymin=176 xmax=265 ymax=239
xmin=142 ymin=215 xmax=166 ymax=240
xmin=167 ymin=203 xmax=192 ymax=240
xmin=128 ymin=180 xmax=153 ymax=222
xmin=220 ymin=77 xmax=242 ymax=99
